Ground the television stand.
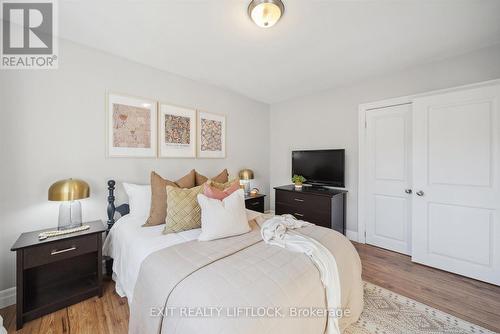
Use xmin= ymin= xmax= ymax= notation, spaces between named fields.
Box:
xmin=274 ymin=185 xmax=347 ymax=235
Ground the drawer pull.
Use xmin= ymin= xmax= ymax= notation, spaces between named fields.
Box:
xmin=250 ymin=202 xmax=260 ymax=206
xmin=294 ymin=213 xmax=304 ymax=217
xmin=51 ymin=246 xmax=77 ymax=255
xmin=294 ymin=198 xmax=304 ymax=202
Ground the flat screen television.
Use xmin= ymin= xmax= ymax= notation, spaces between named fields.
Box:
xmin=292 ymin=149 xmax=345 ymax=188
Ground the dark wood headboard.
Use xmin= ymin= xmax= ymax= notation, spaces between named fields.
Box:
xmin=106 ymin=180 xmax=130 ymax=233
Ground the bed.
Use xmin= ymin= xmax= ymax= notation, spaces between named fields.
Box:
xmin=102 ymin=209 xmax=262 ymax=302
xmin=103 ymin=180 xmax=363 ymax=334
xmin=103 ymin=214 xmax=200 ymax=301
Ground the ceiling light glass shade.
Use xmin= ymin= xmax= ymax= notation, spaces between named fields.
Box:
xmin=248 ymin=0 xmax=284 ymax=28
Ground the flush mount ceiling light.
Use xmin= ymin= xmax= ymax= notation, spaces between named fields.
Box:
xmin=248 ymin=0 xmax=285 ymax=28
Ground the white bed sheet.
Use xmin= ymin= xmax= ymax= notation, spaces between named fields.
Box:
xmin=102 ymin=210 xmax=263 ymax=304
xmin=102 ymin=215 xmax=201 ymax=303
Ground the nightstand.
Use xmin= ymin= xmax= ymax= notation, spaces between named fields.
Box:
xmin=245 ymin=194 xmax=266 ymax=213
xmin=11 ymin=220 xmax=106 ymax=329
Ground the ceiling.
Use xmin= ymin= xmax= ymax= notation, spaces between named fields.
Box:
xmin=59 ymin=0 xmax=500 ymax=104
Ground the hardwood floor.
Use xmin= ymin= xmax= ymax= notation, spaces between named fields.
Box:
xmin=0 ymin=278 xmax=129 ymax=334
xmin=1 ymin=242 xmax=499 ymax=333
xmin=354 ymin=242 xmax=500 ymax=333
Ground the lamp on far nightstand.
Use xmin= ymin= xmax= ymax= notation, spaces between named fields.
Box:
xmin=239 ymin=169 xmax=254 ymax=195
xmin=48 ymin=178 xmax=90 ymax=230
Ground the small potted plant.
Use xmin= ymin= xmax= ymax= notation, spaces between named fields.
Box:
xmin=292 ymin=174 xmax=306 ymax=190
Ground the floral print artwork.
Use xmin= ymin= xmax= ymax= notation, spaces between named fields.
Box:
xmin=200 ymin=118 xmax=223 ymax=152
xmin=165 ymin=115 xmax=191 ymax=146
xmin=112 ymin=103 xmax=151 ymax=148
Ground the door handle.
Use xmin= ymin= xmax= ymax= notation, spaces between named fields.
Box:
xmin=405 ymin=189 xmax=412 ymax=194
xmin=294 ymin=213 xmax=304 ymax=217
xmin=416 ymin=190 xmax=424 ymax=196
xmin=294 ymin=198 xmax=304 ymax=202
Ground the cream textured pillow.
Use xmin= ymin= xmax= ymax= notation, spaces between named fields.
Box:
xmin=197 ymin=189 xmax=250 ymax=241
xmin=164 ymin=185 xmax=204 ymax=234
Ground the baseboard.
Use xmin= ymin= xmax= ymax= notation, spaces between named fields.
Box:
xmin=346 ymin=230 xmax=358 ymax=242
xmin=0 ymin=287 xmax=15 ymax=309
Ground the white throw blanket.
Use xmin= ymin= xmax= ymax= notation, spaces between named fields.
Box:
xmin=0 ymin=315 xmax=6 ymax=334
xmin=261 ymin=214 xmax=342 ymax=334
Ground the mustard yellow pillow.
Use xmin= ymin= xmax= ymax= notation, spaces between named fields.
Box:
xmin=164 ymin=185 xmax=204 ymax=234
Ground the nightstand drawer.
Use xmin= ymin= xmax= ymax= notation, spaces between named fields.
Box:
xmin=23 ymin=234 xmax=98 ymax=269
xmin=12 ymin=220 xmax=105 ymax=329
xmin=245 ymin=197 xmax=264 ymax=212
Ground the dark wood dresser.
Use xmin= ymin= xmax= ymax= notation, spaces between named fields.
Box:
xmin=11 ymin=220 xmax=106 ymax=329
xmin=274 ymin=185 xmax=347 ymax=234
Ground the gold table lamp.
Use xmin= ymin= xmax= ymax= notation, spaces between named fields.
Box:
xmin=48 ymin=178 xmax=90 ymax=230
xmin=239 ymin=169 xmax=254 ymax=195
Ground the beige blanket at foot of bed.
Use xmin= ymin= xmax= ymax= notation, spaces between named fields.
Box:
xmin=129 ymin=220 xmax=363 ymax=334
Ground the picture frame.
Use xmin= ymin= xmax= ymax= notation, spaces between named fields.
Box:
xmin=107 ymin=93 xmax=157 ymax=158
xmin=158 ymin=103 xmax=196 ymax=158
xmin=197 ymin=111 xmax=226 ymax=158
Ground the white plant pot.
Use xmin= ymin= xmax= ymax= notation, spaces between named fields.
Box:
xmin=294 ymin=184 xmax=303 ymax=190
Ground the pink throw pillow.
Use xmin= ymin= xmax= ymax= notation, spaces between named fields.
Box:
xmin=203 ymin=181 xmax=240 ymax=200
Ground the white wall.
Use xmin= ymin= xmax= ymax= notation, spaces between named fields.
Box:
xmin=270 ymin=44 xmax=500 ymax=235
xmin=0 ymin=40 xmax=270 ymax=292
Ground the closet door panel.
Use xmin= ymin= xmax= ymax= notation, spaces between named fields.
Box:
xmin=365 ymin=104 xmax=412 ymax=255
xmin=412 ymin=84 xmax=500 ymax=285
xmin=427 ymin=100 xmax=492 ymax=187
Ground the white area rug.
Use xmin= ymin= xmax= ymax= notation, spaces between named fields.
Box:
xmin=345 ymin=282 xmax=497 ymax=334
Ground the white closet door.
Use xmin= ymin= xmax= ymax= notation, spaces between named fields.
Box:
xmin=366 ymin=104 xmax=412 ymax=255
xmin=412 ymin=84 xmax=500 ymax=285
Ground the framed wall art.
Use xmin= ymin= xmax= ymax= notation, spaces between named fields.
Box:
xmin=107 ymin=93 xmax=157 ymax=158
xmin=158 ymin=103 xmax=196 ymax=158
xmin=197 ymin=111 xmax=226 ymax=158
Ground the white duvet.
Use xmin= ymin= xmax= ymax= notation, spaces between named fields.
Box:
xmin=102 ymin=210 xmax=263 ymax=303
xmin=102 ymin=215 xmax=200 ymax=302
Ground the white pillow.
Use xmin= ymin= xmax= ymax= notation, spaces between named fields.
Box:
xmin=123 ymin=183 xmax=151 ymax=218
xmin=197 ymin=189 xmax=250 ymax=241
